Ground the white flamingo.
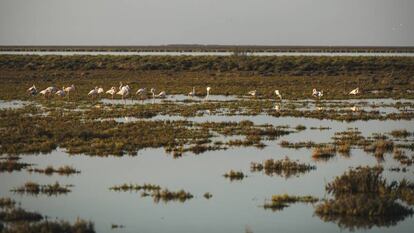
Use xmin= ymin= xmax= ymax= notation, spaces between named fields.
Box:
xmin=350 ymin=106 xmax=359 ymax=112
xmin=205 ymin=86 xmax=211 ymax=99
xmin=188 ymin=87 xmax=196 ymax=97
xmin=55 ymin=88 xmax=66 ymax=98
xmin=156 ymin=91 xmax=166 ymax=98
xmin=274 ymin=104 xmax=280 ymax=111
xmin=248 ymin=90 xmax=257 ymax=97
xmin=45 ymin=86 xmax=58 ymax=95
xmin=106 ymin=87 xmax=117 ymax=99
xmin=97 ymin=87 xmax=104 ymax=95
xmin=88 ymin=87 xmax=99 ymax=99
xmin=136 ymin=88 xmax=147 ymax=99
xmin=27 ymin=85 xmax=37 ymax=96
xmin=312 ymin=89 xmax=323 ymax=99
xmin=349 ymin=88 xmax=359 ymax=95
xmin=63 ymin=84 xmax=75 ymax=99
xmin=274 ymin=90 xmax=282 ymax=100
xmin=117 ymin=85 xmax=130 ymax=103
xmin=39 ymin=88 xmax=52 ymax=99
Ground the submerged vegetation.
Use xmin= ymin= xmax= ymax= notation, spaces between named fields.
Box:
xmin=250 ymin=157 xmax=316 ymax=178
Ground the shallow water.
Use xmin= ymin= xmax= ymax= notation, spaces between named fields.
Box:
xmin=100 ymin=94 xmax=239 ymax=105
xmin=0 ymin=100 xmax=31 ymax=109
xmin=1 ymin=98 xmax=414 ymax=233
xmin=1 ymin=51 xmax=414 ymax=57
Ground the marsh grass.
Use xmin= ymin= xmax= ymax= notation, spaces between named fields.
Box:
xmin=316 ymin=166 xmax=414 ymax=222
xmin=150 ymin=189 xmax=194 ymax=203
xmin=0 ymin=198 xmax=15 ymax=209
xmin=0 ymin=160 xmax=31 ymax=172
xmin=0 ymin=208 xmax=43 ymax=222
xmin=12 ymin=182 xmax=72 ymax=196
xmin=312 ymin=145 xmax=336 ymax=160
xmin=223 ymin=170 xmax=246 ymax=181
xmin=250 ymin=157 xmax=315 ymax=178
xmin=27 ymin=165 xmax=80 ymax=176
xmin=263 ymin=194 xmax=318 ymax=211
xmin=109 ymin=183 xmax=161 ymax=192
xmin=0 ymin=218 xmax=95 ymax=233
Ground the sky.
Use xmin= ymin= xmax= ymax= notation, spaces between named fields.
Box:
xmin=0 ymin=0 xmax=413 ymax=46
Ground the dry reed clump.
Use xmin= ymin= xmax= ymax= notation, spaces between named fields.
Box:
xmin=0 ymin=198 xmax=15 ymax=209
xmin=109 ymin=183 xmax=161 ymax=192
xmin=312 ymin=145 xmax=336 ymax=160
xmin=363 ymin=140 xmax=394 ymax=157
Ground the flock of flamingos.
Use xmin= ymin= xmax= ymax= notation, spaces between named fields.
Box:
xmin=26 ymin=82 xmax=360 ymax=104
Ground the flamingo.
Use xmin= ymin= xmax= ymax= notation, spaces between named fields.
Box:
xmin=117 ymin=85 xmax=130 ymax=103
xmin=39 ymin=88 xmax=52 ymax=99
xmin=188 ymin=87 xmax=196 ymax=97
xmin=248 ymin=90 xmax=257 ymax=97
xmin=27 ymin=85 xmax=37 ymax=96
xmin=55 ymin=88 xmax=66 ymax=98
xmin=63 ymin=84 xmax=75 ymax=99
xmin=350 ymin=106 xmax=359 ymax=112
xmin=312 ymin=89 xmax=323 ymax=99
xmin=274 ymin=90 xmax=282 ymax=100
xmin=136 ymin=88 xmax=147 ymax=99
xmin=156 ymin=91 xmax=166 ymax=98
xmin=97 ymin=87 xmax=104 ymax=95
xmin=106 ymin=87 xmax=117 ymax=99
xmin=205 ymin=86 xmax=211 ymax=99
xmin=45 ymin=86 xmax=58 ymax=94
xmin=349 ymin=88 xmax=359 ymax=95
xmin=274 ymin=104 xmax=280 ymax=111
xmin=88 ymin=87 xmax=99 ymax=99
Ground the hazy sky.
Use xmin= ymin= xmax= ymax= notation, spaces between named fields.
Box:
xmin=0 ymin=0 xmax=413 ymax=46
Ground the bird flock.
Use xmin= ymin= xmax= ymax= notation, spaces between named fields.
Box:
xmin=27 ymin=83 xmax=361 ymax=103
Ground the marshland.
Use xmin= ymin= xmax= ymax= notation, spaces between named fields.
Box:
xmin=0 ymin=54 xmax=413 ymax=233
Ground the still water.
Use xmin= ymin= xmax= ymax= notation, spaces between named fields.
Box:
xmin=0 ymin=98 xmax=413 ymax=233
xmin=1 ymin=51 xmax=414 ymax=57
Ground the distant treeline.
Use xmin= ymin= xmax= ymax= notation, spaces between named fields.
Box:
xmin=1 ymin=45 xmax=414 ymax=53
xmin=0 ymin=55 xmax=413 ymax=76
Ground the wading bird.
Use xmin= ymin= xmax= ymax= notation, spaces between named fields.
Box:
xmin=45 ymin=86 xmax=58 ymax=94
xmin=136 ymin=88 xmax=146 ymax=99
xmin=248 ymin=90 xmax=257 ymax=97
xmin=156 ymin=91 xmax=166 ymax=98
xmin=188 ymin=87 xmax=196 ymax=97
xmin=117 ymin=85 xmax=130 ymax=103
xmin=39 ymin=88 xmax=52 ymax=99
xmin=27 ymin=85 xmax=37 ymax=96
xmin=97 ymin=87 xmax=104 ymax=95
xmin=88 ymin=87 xmax=99 ymax=99
xmin=106 ymin=87 xmax=117 ymax=99
xmin=63 ymin=84 xmax=75 ymax=99
xmin=349 ymin=88 xmax=359 ymax=95
xmin=205 ymin=86 xmax=211 ymax=99
xmin=55 ymin=88 xmax=66 ymax=98
xmin=312 ymin=89 xmax=323 ymax=99
xmin=274 ymin=90 xmax=282 ymax=100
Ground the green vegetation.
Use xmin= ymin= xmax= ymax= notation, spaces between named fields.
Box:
xmin=250 ymin=157 xmax=316 ymax=178
xmin=263 ymin=194 xmax=318 ymax=211
xmin=11 ymin=182 xmax=72 ymax=196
